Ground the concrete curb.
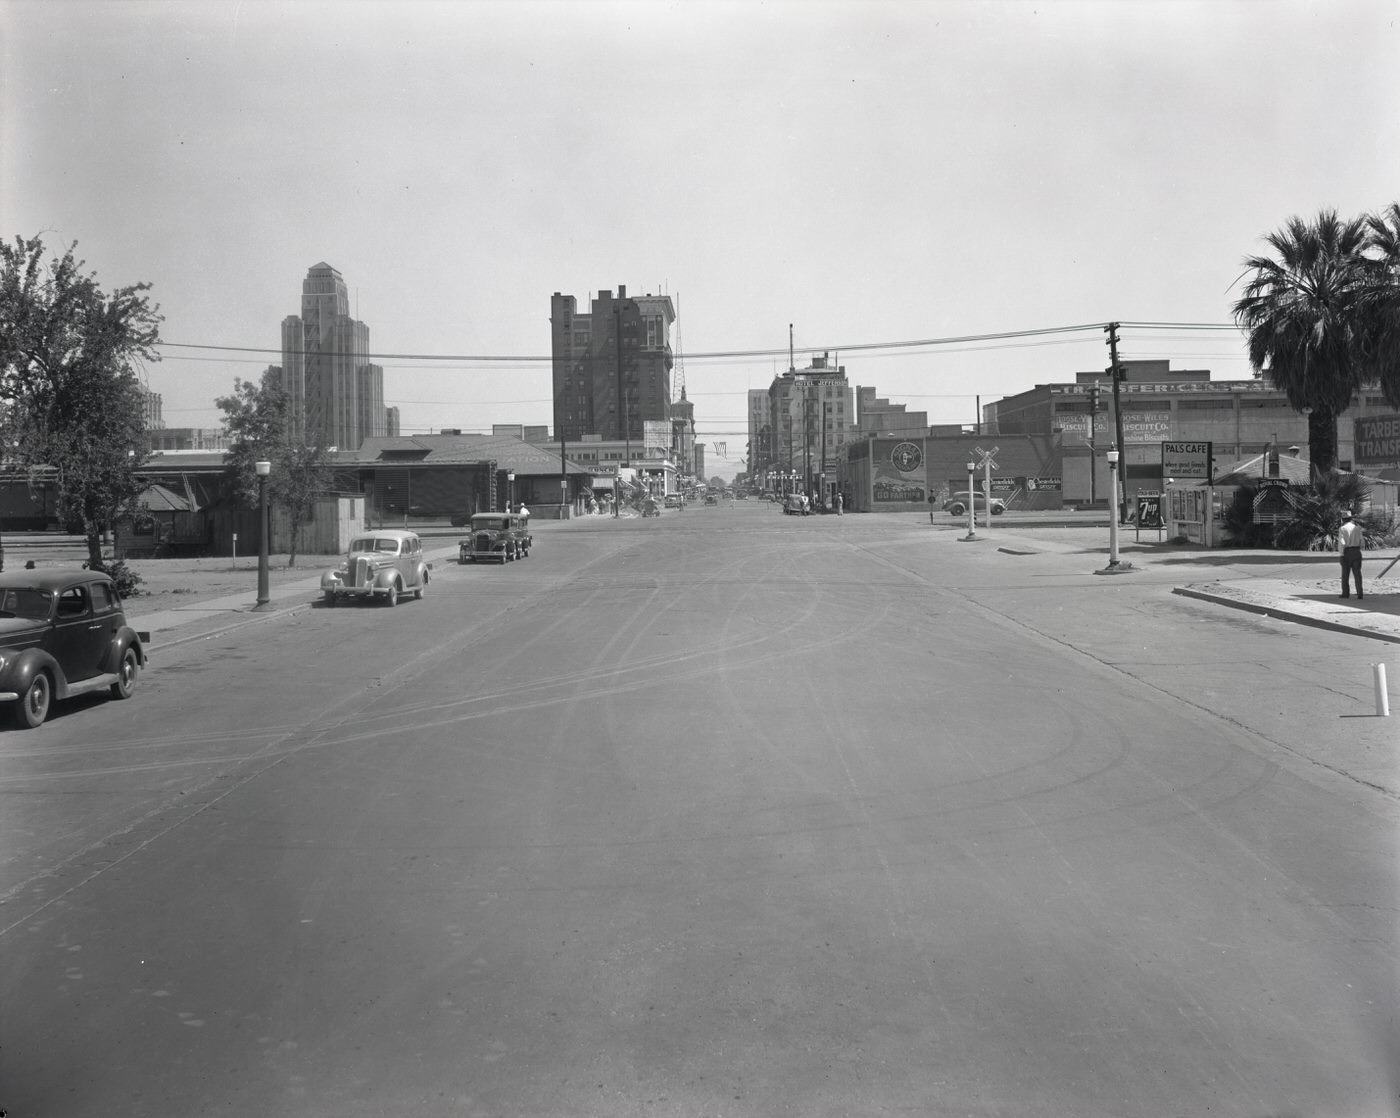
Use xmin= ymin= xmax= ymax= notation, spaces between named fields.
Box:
xmin=1172 ymin=585 xmax=1400 ymax=645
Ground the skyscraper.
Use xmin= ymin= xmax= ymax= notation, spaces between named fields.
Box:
xmin=273 ymin=263 xmax=384 ymax=450
xmin=550 ymin=285 xmax=675 ymax=450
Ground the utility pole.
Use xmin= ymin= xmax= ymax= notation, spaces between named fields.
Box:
xmin=1104 ymin=322 xmax=1128 ymax=523
xmin=1088 ymin=380 xmax=1099 ymax=505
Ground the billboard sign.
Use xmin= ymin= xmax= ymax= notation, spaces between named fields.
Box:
xmin=1124 ymin=414 xmax=1171 ymax=442
xmin=1353 ymin=413 xmax=1400 ymax=465
xmin=1161 ymin=441 xmax=1212 ymax=480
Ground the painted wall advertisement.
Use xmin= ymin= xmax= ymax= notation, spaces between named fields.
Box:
xmin=873 ymin=440 xmax=927 ymax=503
xmin=1059 ymin=413 xmax=1169 ymax=443
xmin=1353 ymin=413 xmax=1400 ymax=465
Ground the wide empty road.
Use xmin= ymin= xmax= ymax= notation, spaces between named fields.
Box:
xmin=3 ymin=505 xmax=1397 ymax=1117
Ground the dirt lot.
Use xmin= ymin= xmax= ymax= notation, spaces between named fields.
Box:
xmin=7 ymin=546 xmax=326 ymax=608
xmin=120 ymin=555 xmax=322 ymax=606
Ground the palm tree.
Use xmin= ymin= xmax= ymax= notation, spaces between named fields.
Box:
xmin=1233 ymin=209 xmax=1372 ymax=476
xmin=1363 ymin=201 xmax=1400 ymax=406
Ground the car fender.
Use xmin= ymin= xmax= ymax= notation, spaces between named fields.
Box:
xmin=0 ymin=646 xmax=68 ymax=700
xmin=107 ymin=627 xmax=147 ymax=671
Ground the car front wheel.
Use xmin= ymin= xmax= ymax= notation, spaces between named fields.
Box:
xmin=948 ymin=503 xmax=965 ymax=516
xmin=111 ymin=647 xmax=140 ymax=699
xmin=384 ymin=580 xmax=399 ymax=607
xmin=415 ymin=572 xmax=427 ymax=600
xmin=17 ymin=671 xmax=51 ymax=728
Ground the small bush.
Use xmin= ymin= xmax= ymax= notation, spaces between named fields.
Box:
xmin=87 ymin=558 xmax=144 ymax=598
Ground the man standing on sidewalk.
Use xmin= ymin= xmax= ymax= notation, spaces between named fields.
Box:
xmin=1339 ymin=509 xmax=1365 ymax=599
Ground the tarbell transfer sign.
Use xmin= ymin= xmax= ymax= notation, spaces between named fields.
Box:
xmin=1161 ymin=441 xmax=1212 ymax=480
xmin=1354 ymin=413 xmax=1400 ymax=465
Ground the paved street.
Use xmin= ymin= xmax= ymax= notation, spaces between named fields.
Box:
xmin=2 ymin=504 xmax=1397 ymax=1117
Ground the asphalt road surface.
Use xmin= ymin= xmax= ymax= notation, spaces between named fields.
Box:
xmin=3 ymin=505 xmax=1397 ymax=1117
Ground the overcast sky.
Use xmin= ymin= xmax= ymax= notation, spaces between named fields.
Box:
xmin=5 ymin=0 xmax=1398 ymax=478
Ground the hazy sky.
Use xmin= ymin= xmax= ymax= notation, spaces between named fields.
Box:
xmin=5 ymin=0 xmax=1398 ymax=477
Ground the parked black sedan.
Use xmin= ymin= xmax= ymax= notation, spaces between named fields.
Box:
xmin=0 ymin=570 xmax=147 ymax=728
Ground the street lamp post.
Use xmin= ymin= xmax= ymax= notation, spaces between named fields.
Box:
xmin=255 ymin=459 xmax=271 ymax=607
xmin=1106 ymin=450 xmax=1120 ymax=567
xmin=963 ymin=460 xmax=977 ymax=540
xmin=507 ymin=470 xmax=515 ymax=511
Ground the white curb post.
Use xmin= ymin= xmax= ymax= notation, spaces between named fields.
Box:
xmin=1374 ymin=664 xmax=1390 ymax=717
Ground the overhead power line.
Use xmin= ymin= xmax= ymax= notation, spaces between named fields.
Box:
xmin=155 ymin=320 xmax=1120 ymax=365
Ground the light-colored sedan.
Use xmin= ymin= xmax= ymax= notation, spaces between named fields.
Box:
xmin=321 ymin=529 xmax=431 ymax=606
xmin=942 ymin=491 xmax=1006 ymax=516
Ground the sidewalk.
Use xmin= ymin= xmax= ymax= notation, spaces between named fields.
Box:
xmin=995 ymin=525 xmax=1400 ymax=645
xmin=1172 ymin=573 xmax=1400 ymax=644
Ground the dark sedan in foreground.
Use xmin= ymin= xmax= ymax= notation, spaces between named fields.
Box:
xmin=0 ymin=569 xmax=147 ymax=728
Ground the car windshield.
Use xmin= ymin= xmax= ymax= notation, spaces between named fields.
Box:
xmin=350 ymin=537 xmax=401 ymax=554
xmin=474 ymin=518 xmax=506 ymax=530
xmin=0 ymin=587 xmax=54 ymax=620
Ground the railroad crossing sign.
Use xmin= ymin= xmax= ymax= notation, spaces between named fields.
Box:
xmin=974 ymin=445 xmax=1000 ymax=471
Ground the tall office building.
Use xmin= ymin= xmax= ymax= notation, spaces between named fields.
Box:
xmin=758 ymin=353 xmax=854 ymax=496
xmin=274 ymin=263 xmax=385 ymax=450
xmin=550 ymin=285 xmax=675 ymax=452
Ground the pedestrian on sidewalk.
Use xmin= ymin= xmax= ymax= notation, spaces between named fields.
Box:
xmin=1339 ymin=509 xmax=1365 ymax=599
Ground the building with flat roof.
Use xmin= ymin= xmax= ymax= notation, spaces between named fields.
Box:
xmin=550 ymin=286 xmax=675 ymax=448
xmin=752 ymin=354 xmax=854 ymax=502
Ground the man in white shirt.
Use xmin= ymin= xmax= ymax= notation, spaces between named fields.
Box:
xmin=1339 ymin=510 xmax=1365 ymax=599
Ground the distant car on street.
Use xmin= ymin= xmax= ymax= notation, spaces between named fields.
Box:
xmin=943 ymin=491 xmax=1006 ymax=516
xmin=0 ymin=569 xmax=146 ymax=728
xmin=460 ymin=512 xmax=532 ymax=564
xmin=782 ymin=494 xmax=811 ymax=516
xmin=704 ymin=494 xmax=718 ymax=506
xmin=322 ymin=529 xmax=431 ymax=606
xmin=664 ymin=493 xmax=684 ymax=509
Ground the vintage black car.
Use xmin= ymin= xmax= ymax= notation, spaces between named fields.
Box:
xmin=460 ymin=512 xmax=532 ymax=563
xmin=0 ymin=570 xmax=147 ymax=728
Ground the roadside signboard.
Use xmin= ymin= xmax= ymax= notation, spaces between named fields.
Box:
xmin=1135 ymin=493 xmax=1164 ymax=529
xmin=1161 ymin=441 xmax=1212 ymax=481
xmin=1353 ymin=413 xmax=1400 ymax=465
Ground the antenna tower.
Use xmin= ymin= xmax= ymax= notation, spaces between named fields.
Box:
xmin=673 ymin=294 xmax=686 ymax=401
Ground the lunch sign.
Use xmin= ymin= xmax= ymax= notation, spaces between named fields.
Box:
xmin=1161 ymin=441 xmax=1212 ymax=481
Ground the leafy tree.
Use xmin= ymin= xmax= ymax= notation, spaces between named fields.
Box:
xmin=216 ymin=374 xmax=332 ymax=567
xmin=0 ymin=235 xmax=160 ymax=567
xmin=1232 ymin=210 xmax=1373 ymax=477
xmin=1363 ymin=201 xmax=1400 ymax=405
